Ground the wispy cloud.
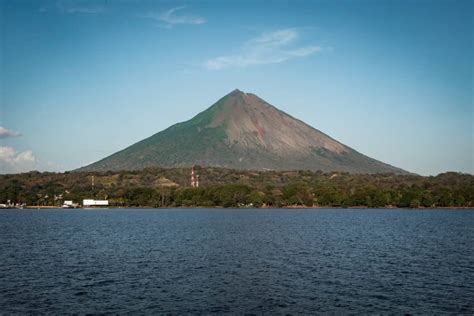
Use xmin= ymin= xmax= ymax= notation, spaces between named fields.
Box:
xmin=0 ymin=127 xmax=22 ymax=139
xmin=60 ymin=6 xmax=105 ymax=14
xmin=140 ymin=6 xmax=206 ymax=28
xmin=39 ymin=1 xmax=106 ymax=14
xmin=205 ymin=29 xmax=321 ymax=70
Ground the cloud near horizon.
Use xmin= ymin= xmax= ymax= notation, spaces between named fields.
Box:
xmin=0 ymin=127 xmax=22 ymax=138
xmin=0 ymin=146 xmax=36 ymax=174
xmin=205 ymin=29 xmax=321 ymax=70
xmin=141 ymin=6 xmax=206 ymax=28
xmin=0 ymin=146 xmax=65 ymax=174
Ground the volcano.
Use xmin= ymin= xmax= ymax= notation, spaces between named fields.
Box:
xmin=79 ymin=89 xmax=406 ymax=173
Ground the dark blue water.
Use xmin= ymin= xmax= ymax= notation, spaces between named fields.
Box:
xmin=0 ymin=209 xmax=473 ymax=314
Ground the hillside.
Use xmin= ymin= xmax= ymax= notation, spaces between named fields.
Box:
xmin=79 ymin=89 xmax=406 ymax=174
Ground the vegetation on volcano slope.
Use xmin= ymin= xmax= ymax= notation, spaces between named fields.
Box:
xmin=0 ymin=168 xmax=472 ymax=208
xmin=80 ymin=90 xmax=407 ymax=174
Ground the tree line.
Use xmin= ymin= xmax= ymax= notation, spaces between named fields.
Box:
xmin=0 ymin=168 xmax=472 ymax=208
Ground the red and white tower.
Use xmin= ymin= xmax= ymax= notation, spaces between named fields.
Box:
xmin=191 ymin=165 xmax=199 ymax=188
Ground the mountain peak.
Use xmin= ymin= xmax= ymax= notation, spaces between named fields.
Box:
xmin=215 ymin=89 xmax=261 ymax=112
xmin=230 ymin=88 xmax=244 ymax=94
xmin=226 ymin=88 xmax=247 ymax=98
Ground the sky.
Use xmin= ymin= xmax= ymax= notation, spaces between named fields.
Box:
xmin=0 ymin=0 xmax=472 ymax=176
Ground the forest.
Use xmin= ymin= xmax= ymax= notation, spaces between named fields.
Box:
xmin=0 ymin=167 xmax=472 ymax=208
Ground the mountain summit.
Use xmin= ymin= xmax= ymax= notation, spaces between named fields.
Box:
xmin=80 ymin=89 xmax=406 ymax=173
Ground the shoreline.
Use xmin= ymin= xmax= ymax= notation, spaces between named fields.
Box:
xmin=9 ymin=205 xmax=474 ymax=210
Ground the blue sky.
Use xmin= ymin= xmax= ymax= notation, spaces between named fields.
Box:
xmin=0 ymin=0 xmax=472 ymax=175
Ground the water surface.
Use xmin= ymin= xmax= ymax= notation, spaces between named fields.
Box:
xmin=0 ymin=208 xmax=473 ymax=313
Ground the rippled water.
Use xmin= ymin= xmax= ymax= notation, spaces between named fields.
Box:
xmin=0 ymin=208 xmax=473 ymax=313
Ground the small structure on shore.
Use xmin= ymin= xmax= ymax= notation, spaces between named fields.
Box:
xmin=83 ymin=199 xmax=109 ymax=207
xmin=62 ymin=200 xmax=79 ymax=208
xmin=0 ymin=201 xmax=25 ymax=209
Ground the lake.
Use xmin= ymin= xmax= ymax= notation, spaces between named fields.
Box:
xmin=0 ymin=208 xmax=473 ymax=313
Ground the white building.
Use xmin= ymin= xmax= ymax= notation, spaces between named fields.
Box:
xmin=83 ymin=199 xmax=109 ymax=207
xmin=62 ymin=200 xmax=79 ymax=208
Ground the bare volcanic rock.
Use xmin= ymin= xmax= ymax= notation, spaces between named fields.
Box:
xmin=79 ymin=89 xmax=406 ymax=174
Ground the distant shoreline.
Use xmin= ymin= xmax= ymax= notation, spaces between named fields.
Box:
xmin=10 ymin=206 xmax=474 ymax=210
